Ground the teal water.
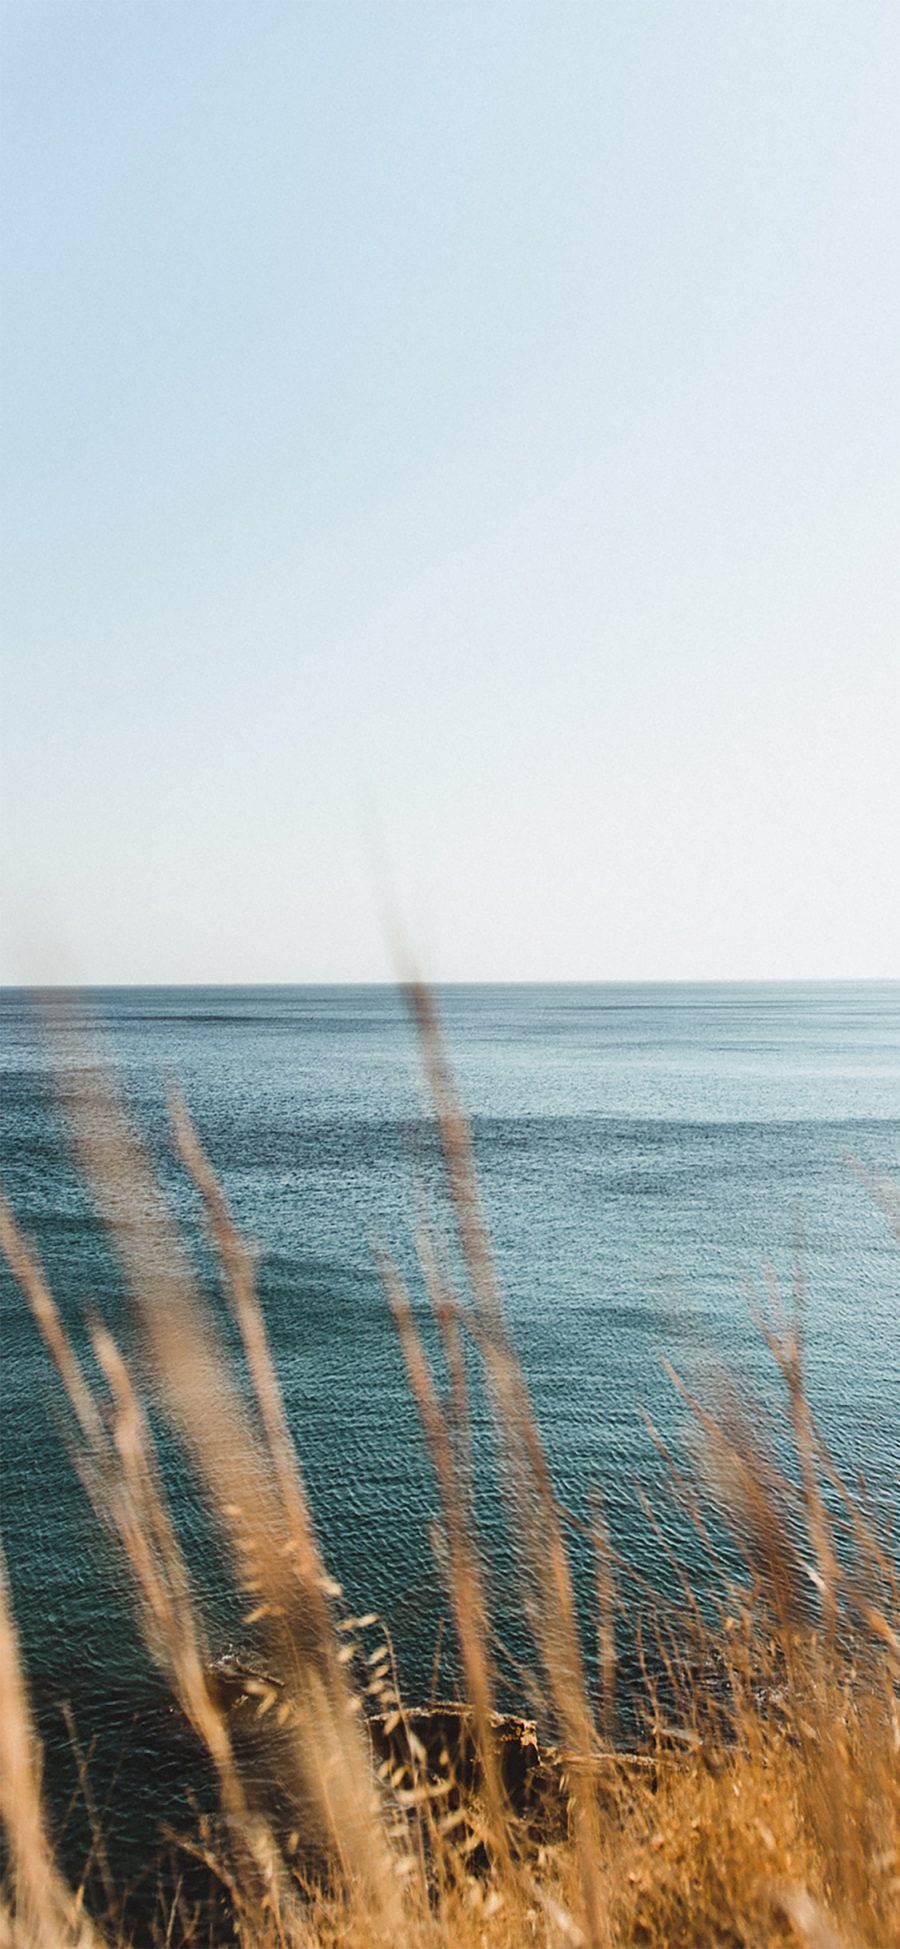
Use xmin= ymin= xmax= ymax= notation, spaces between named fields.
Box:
xmin=1 ymin=983 xmax=899 ymax=1880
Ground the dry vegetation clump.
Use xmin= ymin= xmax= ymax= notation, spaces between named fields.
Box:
xmin=0 ymin=986 xmax=898 ymax=1949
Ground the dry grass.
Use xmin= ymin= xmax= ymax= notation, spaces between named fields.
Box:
xmin=0 ymin=985 xmax=898 ymax=1948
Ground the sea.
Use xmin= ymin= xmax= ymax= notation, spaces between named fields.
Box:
xmin=1 ymin=982 xmax=899 ymax=1890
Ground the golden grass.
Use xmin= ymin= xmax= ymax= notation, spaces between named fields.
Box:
xmin=0 ymin=985 xmax=898 ymax=1948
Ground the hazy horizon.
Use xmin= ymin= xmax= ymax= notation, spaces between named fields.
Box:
xmin=3 ymin=976 xmax=899 ymax=995
xmin=3 ymin=3 xmax=899 ymax=986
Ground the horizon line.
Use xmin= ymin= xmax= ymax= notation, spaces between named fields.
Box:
xmin=3 ymin=976 xmax=899 ymax=992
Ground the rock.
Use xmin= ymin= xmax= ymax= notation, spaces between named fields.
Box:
xmin=368 ymin=1702 xmax=541 ymax=1807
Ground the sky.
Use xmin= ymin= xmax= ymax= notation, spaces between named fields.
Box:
xmin=2 ymin=1 xmax=899 ymax=983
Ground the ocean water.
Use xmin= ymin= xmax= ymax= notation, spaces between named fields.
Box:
xmin=2 ymin=982 xmax=899 ymax=1876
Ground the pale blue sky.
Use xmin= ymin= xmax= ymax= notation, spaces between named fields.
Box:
xmin=2 ymin=2 xmax=898 ymax=981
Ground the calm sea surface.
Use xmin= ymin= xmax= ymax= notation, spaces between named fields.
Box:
xmin=2 ymin=983 xmax=899 ymax=1868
